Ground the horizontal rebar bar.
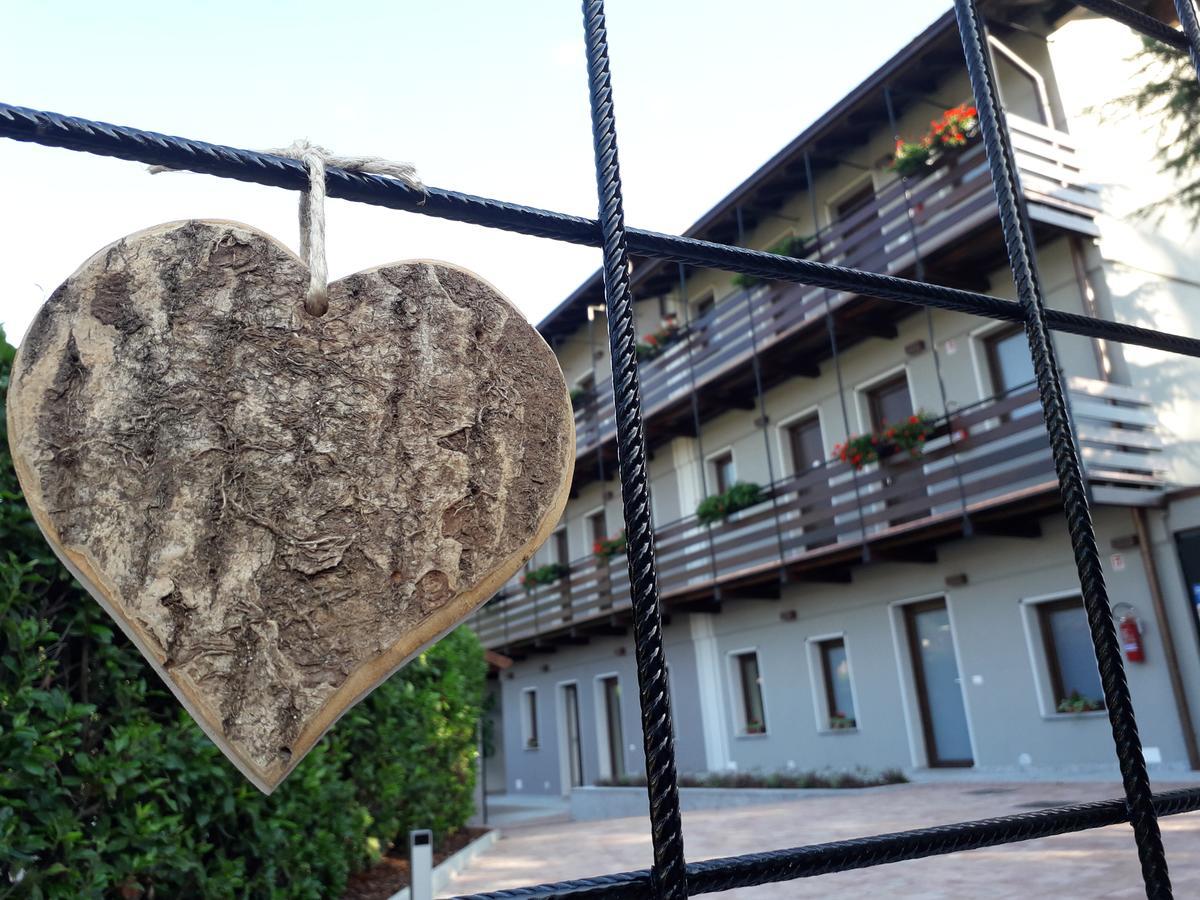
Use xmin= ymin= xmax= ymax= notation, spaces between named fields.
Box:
xmin=3 ymin=102 xmax=1200 ymax=360
xmin=1073 ymin=0 xmax=1191 ymax=53
xmin=449 ymin=787 xmax=1200 ymax=899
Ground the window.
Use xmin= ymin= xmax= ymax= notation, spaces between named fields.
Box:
xmin=787 ymin=414 xmax=835 ymax=548
xmin=711 ymin=451 xmax=735 ymax=495
xmin=787 ymin=415 xmax=824 ymax=473
xmin=831 ymin=180 xmax=882 ymax=268
xmin=694 ymin=292 xmax=715 ymax=320
xmin=588 ymin=509 xmax=608 ymax=558
xmin=732 ymin=651 xmax=767 ymax=735
xmin=552 ymin=528 xmax=570 ymax=567
xmin=817 ymin=638 xmax=857 ymax=730
xmin=522 ymin=688 xmax=539 ymax=749
xmin=1037 ymin=597 xmax=1105 ymax=714
xmin=988 ymin=36 xmax=1051 ymax=125
xmin=984 ymin=325 xmax=1035 ymax=398
xmin=867 ymin=373 xmax=913 ymax=432
xmin=599 ymin=675 xmax=625 ymax=778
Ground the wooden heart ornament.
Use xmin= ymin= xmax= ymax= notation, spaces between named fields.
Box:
xmin=7 ymin=220 xmax=574 ymax=792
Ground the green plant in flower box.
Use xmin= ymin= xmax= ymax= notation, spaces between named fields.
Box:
xmin=732 ymin=234 xmax=817 ymax=288
xmin=636 ymin=318 xmax=685 ymax=361
xmin=593 ymin=531 xmax=627 ymax=561
xmin=521 ymin=563 xmax=569 ymax=591
xmin=832 ymin=413 xmax=936 ymax=471
xmin=1057 ymin=690 xmax=1105 ymax=714
xmin=890 ymin=139 xmax=932 ymax=177
xmin=695 ymin=482 xmax=765 ymax=525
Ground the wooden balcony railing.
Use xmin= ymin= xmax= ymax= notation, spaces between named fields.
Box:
xmin=473 ymin=377 xmax=1162 ymax=650
xmin=571 ymin=115 xmax=1101 ymax=458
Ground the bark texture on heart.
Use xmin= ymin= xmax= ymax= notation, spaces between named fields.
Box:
xmin=7 ymin=220 xmax=574 ymax=792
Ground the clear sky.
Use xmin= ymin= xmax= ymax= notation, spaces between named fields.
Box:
xmin=0 ymin=0 xmax=952 ymax=342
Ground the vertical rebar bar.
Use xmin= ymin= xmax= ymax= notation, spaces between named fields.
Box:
xmin=954 ymin=2 xmax=1170 ymax=896
xmin=581 ymin=1 xmax=687 ymax=896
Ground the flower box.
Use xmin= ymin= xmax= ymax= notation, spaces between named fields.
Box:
xmin=593 ymin=531 xmax=627 ymax=561
xmin=832 ymin=413 xmax=935 ymax=471
xmin=1057 ymin=691 xmax=1105 ymax=714
xmin=888 ymin=104 xmax=979 ymax=178
xmin=521 ymin=563 xmax=569 ymax=591
xmin=695 ymin=482 xmax=765 ymax=525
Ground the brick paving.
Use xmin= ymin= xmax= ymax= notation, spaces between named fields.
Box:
xmin=446 ymin=781 xmax=1199 ymax=898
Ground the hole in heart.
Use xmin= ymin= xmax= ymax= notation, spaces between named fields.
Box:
xmin=279 ymin=747 xmax=293 ymax=760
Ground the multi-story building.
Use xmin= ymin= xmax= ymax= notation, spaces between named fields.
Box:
xmin=477 ymin=1 xmax=1200 ymax=795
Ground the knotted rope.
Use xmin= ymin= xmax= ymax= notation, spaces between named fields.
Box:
xmin=151 ymin=141 xmax=425 ymax=316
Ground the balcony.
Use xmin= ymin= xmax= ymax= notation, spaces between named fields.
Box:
xmin=571 ymin=115 xmax=1101 ymax=480
xmin=473 ymin=377 xmax=1163 ymax=651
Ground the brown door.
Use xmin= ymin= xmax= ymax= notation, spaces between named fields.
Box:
xmin=866 ymin=374 xmax=928 ymax=526
xmin=601 ymin=676 xmax=626 ymax=779
xmin=904 ymin=599 xmax=973 ymax=767
xmin=554 ymin=529 xmax=572 ymax=622
xmin=788 ymin=415 xmax=835 ymax=549
xmin=833 ymin=181 xmax=883 ymax=270
xmin=589 ymin=511 xmax=612 ymax=610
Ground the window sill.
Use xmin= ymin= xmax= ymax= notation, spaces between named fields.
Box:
xmin=818 ymin=727 xmax=859 ymax=735
xmin=524 ymin=745 xmax=541 ymax=751
xmin=734 ymin=732 xmax=770 ymax=740
xmin=1043 ymin=711 xmax=1107 ymax=721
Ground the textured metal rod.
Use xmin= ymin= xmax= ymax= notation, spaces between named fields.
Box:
xmin=954 ymin=2 xmax=1170 ymax=896
xmin=1171 ymin=0 xmax=1200 ymax=78
xmin=3 ymin=102 xmax=1200 ymax=360
xmin=580 ymin=2 xmax=686 ymax=898
xmin=1073 ymin=0 xmax=1191 ymax=51
xmin=447 ymin=787 xmax=1200 ymax=900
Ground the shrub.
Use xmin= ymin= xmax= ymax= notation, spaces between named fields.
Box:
xmin=0 ymin=327 xmax=486 ymax=898
xmin=594 ymin=767 xmax=907 ymax=789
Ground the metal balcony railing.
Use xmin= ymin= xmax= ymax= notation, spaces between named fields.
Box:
xmin=474 ymin=376 xmax=1162 ymax=649
xmin=571 ymin=115 xmax=1101 ymax=458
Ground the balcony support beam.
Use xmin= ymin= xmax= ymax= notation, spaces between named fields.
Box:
xmin=872 ymin=544 xmax=939 ymax=564
xmin=974 ymin=518 xmax=1044 ymax=539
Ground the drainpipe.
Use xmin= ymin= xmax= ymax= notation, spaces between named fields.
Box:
xmin=1131 ymin=505 xmax=1200 ymax=769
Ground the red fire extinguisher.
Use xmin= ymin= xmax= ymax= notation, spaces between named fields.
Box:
xmin=1115 ymin=603 xmax=1144 ymax=663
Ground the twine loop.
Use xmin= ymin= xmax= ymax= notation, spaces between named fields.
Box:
xmin=151 ymin=141 xmax=425 ymax=317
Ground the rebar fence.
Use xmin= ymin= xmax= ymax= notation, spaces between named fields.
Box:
xmin=3 ymin=1 xmax=1199 ymax=898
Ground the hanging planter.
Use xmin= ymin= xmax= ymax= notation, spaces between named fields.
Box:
xmin=833 ymin=414 xmax=935 ymax=471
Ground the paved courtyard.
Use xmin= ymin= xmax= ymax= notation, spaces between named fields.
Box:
xmin=447 ymin=781 xmax=1199 ymax=898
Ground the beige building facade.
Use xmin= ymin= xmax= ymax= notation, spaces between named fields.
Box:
xmin=477 ymin=2 xmax=1200 ymax=796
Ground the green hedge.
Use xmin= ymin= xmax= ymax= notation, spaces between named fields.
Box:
xmin=0 ymin=328 xmax=487 ymax=899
